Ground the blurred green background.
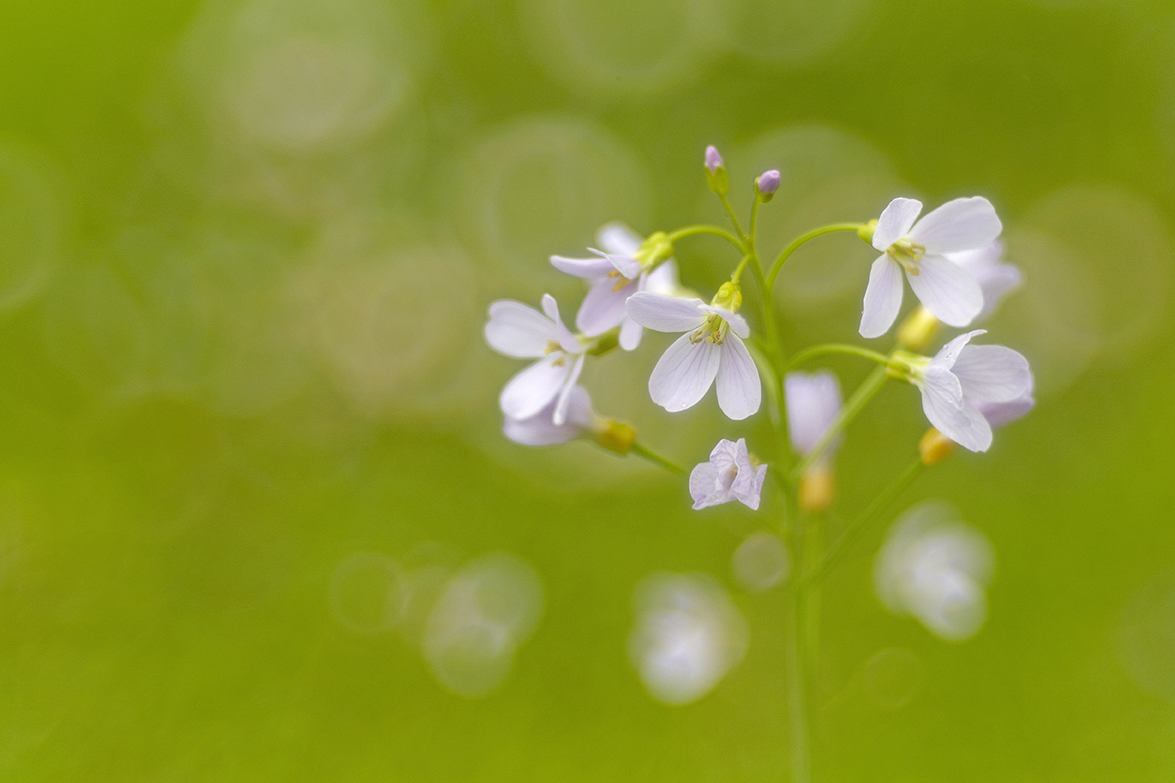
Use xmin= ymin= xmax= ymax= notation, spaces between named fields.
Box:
xmin=1 ymin=0 xmax=1173 ymax=779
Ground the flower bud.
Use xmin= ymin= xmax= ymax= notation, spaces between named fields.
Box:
xmin=896 ymin=305 xmax=940 ymax=352
xmin=754 ymin=169 xmax=781 ymax=202
xmin=704 ymin=145 xmax=728 ymax=196
xmin=711 ymin=281 xmax=742 ymax=312
xmin=595 ymin=420 xmax=636 ymax=454
xmin=919 ymin=428 xmax=957 ymax=466
xmin=857 ymin=219 xmax=878 ymax=245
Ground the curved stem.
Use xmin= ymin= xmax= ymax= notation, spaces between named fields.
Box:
xmin=802 ymin=457 xmax=925 ymax=587
xmin=628 ymin=442 xmax=686 ymax=475
xmin=667 ymin=224 xmax=746 ymax=253
xmin=787 ymin=343 xmax=891 ymax=371
xmin=790 ymin=366 xmax=888 ymax=482
xmin=765 ymin=223 xmax=863 ymax=291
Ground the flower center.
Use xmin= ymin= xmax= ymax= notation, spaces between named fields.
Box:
xmin=689 ymin=314 xmax=730 ymax=345
xmin=606 ymin=269 xmax=636 ymax=291
xmin=886 ymin=238 xmax=926 ymax=275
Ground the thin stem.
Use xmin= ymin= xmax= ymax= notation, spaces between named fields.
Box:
xmin=629 ymin=443 xmax=686 ymax=475
xmin=790 ymin=366 xmax=888 ymax=482
xmin=765 ymin=223 xmax=863 ymax=291
xmin=787 ymin=343 xmax=891 ymax=371
xmin=731 ymin=254 xmax=753 ymax=284
xmin=786 ymin=532 xmax=813 ymax=783
xmin=748 ymin=197 xmax=763 ymax=250
xmin=718 ymin=193 xmax=748 ymax=243
xmin=802 ymin=457 xmax=925 ymax=587
xmin=667 ymin=224 xmax=746 ymax=253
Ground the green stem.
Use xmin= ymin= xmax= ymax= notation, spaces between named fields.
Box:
xmin=748 ymin=197 xmax=763 ymax=250
xmin=667 ymin=224 xmax=745 ymax=253
xmin=718 ymin=193 xmax=748 ymax=243
xmin=790 ymin=366 xmax=888 ymax=482
xmin=802 ymin=457 xmax=925 ymax=587
xmin=765 ymin=223 xmax=863 ymax=291
xmin=787 ymin=343 xmax=891 ymax=371
xmin=786 ymin=532 xmax=813 ymax=783
xmin=629 ymin=443 xmax=686 ymax=475
xmin=731 ymin=254 xmax=753 ymax=284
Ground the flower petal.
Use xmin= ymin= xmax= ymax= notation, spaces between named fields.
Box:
xmin=951 ymin=344 xmax=1031 ymax=403
xmin=919 ymin=369 xmax=992 ymax=452
xmin=577 ymin=278 xmax=634 ymax=336
xmin=499 ymin=355 xmax=568 ymax=420
xmin=503 ymin=386 xmax=594 ymax=446
xmin=618 ymin=315 xmax=643 ymax=351
xmin=732 ymin=463 xmax=767 ymax=511
xmin=626 ymin=292 xmax=706 ymax=332
xmin=596 ymin=222 xmax=644 ymax=256
xmin=552 ymin=352 xmax=586 ymax=425
xmin=550 ymin=254 xmax=616 ymax=278
xmin=715 ymin=335 xmax=761 ymax=420
xmin=785 ymin=371 xmax=843 ymax=457
xmin=909 ymin=197 xmax=1002 ymax=255
xmin=873 ymin=197 xmax=923 ymax=250
xmin=906 ymin=254 xmax=984 ymax=328
xmin=598 ymin=250 xmax=642 ymax=279
xmin=931 ymin=330 xmax=986 ymax=372
xmin=689 ymin=463 xmax=727 ymax=510
xmin=648 ymin=333 xmax=721 ymax=412
xmin=485 ymin=300 xmax=559 ymax=358
xmin=699 ymin=305 xmax=750 ymax=339
xmin=645 ymin=260 xmax=680 ymax=295
xmin=975 ymin=390 xmax=1035 ymax=429
xmin=859 ymin=256 xmax=904 ymax=338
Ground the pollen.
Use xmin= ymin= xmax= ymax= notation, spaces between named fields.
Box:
xmin=886 ymin=238 xmax=926 ymax=275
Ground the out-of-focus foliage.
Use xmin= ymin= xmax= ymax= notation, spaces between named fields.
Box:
xmin=0 ymin=0 xmax=1173 ymax=779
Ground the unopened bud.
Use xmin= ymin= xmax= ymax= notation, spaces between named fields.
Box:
xmin=704 ymin=145 xmax=728 ymax=196
xmin=919 ymin=428 xmax=956 ymax=466
xmin=799 ymin=467 xmax=835 ymax=513
xmin=857 ymin=219 xmax=878 ymax=245
xmin=754 ymin=169 xmax=781 ymax=201
xmin=712 ymin=280 xmax=742 ymax=312
xmin=595 ymin=420 xmax=636 ymax=454
xmin=896 ymin=305 xmax=940 ymax=352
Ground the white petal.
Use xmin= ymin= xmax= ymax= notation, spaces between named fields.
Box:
xmin=597 ymin=222 xmax=643 ymax=256
xmin=550 ymin=254 xmax=616 ymax=278
xmin=949 ymin=399 xmax=995 ymax=452
xmin=503 ymin=387 xmax=592 ymax=446
xmin=931 ymin=330 xmax=986 ymax=372
xmin=540 ymin=294 xmax=582 ymax=353
xmin=909 ymin=197 xmax=1002 ymax=255
xmin=485 ymin=300 xmax=559 ymax=358
xmin=919 ymin=369 xmax=992 ymax=452
xmin=951 ymin=345 xmax=1031 ymax=403
xmin=601 ymin=251 xmax=642 ymax=279
xmin=499 ymin=355 xmax=568 ymax=420
xmin=715 ymin=335 xmax=761 ymax=420
xmin=906 ymin=254 xmax=984 ymax=328
xmin=699 ymin=305 xmax=750 ymax=339
xmin=551 ymin=352 xmax=586 ymax=425
xmin=975 ymin=390 xmax=1035 ymax=429
xmin=618 ymin=316 xmax=643 ymax=351
xmin=732 ymin=464 xmax=767 ymax=511
xmin=949 ymin=241 xmax=1021 ymax=320
xmin=708 ymin=438 xmax=740 ymax=484
xmin=626 ymin=292 xmax=706 ymax=332
xmin=785 ymin=371 xmax=843 ymax=457
xmin=689 ymin=463 xmax=728 ymax=510
xmin=541 ymin=293 xmax=561 ymax=323
xmin=648 ymin=333 xmax=721 ymax=412
xmin=873 ymin=198 xmax=923 ymax=250
xmin=859 ymin=256 xmax=904 ymax=339
xmin=577 ymin=278 xmax=633 ymax=336
xmin=645 ymin=260 xmax=680 ymax=295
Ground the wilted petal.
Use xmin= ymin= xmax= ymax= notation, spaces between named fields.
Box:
xmin=731 ymin=463 xmax=767 ymax=511
xmin=626 ymin=292 xmax=706 ymax=333
xmin=689 ymin=463 xmax=727 ymax=510
xmin=500 ymin=354 xmax=569 ymax=420
xmin=577 ymin=278 xmax=634 ymax=336
xmin=485 ymin=300 xmax=560 ymax=358
xmin=597 ymin=222 xmax=644 ymax=256
xmin=648 ymin=333 xmax=721 ymax=412
xmin=906 ymin=254 xmax=984 ymax=328
xmin=715 ymin=335 xmax=761 ymax=420
xmin=951 ymin=345 xmax=1031 ymax=403
xmin=873 ymin=198 xmax=923 ymax=250
xmin=859 ymin=256 xmax=904 ymax=338
xmin=909 ymin=197 xmax=1002 ymax=255
xmin=550 ymin=254 xmax=616 ymax=278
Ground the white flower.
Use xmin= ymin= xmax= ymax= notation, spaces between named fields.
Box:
xmin=784 ymin=371 xmax=843 ymax=465
xmin=625 ymin=289 xmax=761 ymax=420
xmin=484 ymin=294 xmax=587 ymax=425
xmin=903 ymin=330 xmax=1032 ymax=453
xmin=688 ymin=438 xmax=767 ymax=511
xmin=974 ymin=370 xmax=1035 ymax=429
xmin=503 ymin=385 xmax=600 ymax=446
xmin=860 ymin=197 xmax=1002 ymax=339
xmin=550 ymin=223 xmax=679 ymax=351
xmin=946 ymin=239 xmax=1021 ymax=321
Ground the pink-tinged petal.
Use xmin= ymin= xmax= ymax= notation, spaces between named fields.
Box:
xmin=485 ymin=300 xmax=560 ymax=358
xmin=873 ymin=198 xmax=923 ymax=250
xmin=709 ymin=438 xmax=741 ymax=482
xmin=499 ymin=355 xmax=569 ymax=420
xmin=976 ymin=390 xmax=1035 ymax=429
xmin=577 ymin=278 xmax=634 ymax=336
xmin=619 ymin=316 xmax=643 ymax=351
xmin=648 ymin=333 xmax=721 ymax=412
xmin=626 ymin=292 xmax=706 ymax=332
xmin=699 ymin=305 xmax=750 ymax=339
xmin=503 ymin=386 xmax=597 ymax=446
xmin=785 ymin=371 xmax=843 ymax=457
xmin=597 ymin=222 xmax=643 ymax=256
xmin=715 ymin=335 xmax=761 ymax=420
xmin=600 ymin=251 xmax=642 ymax=279
xmin=909 ymin=197 xmax=1002 ymax=255
xmin=931 ymin=330 xmax=986 ymax=372
xmin=732 ymin=463 xmax=767 ymax=511
xmin=689 ymin=463 xmax=728 ymax=509
xmin=950 ymin=241 xmax=1021 ymax=320
xmin=906 ymin=254 xmax=984 ymax=328
xmin=645 ymin=260 xmax=679 ymax=295
xmin=951 ymin=345 xmax=1031 ymax=403
xmin=552 ymin=353 xmax=586 ymax=425
xmin=551 ymin=254 xmax=616 ymax=278
xmin=859 ymin=256 xmax=904 ymax=339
